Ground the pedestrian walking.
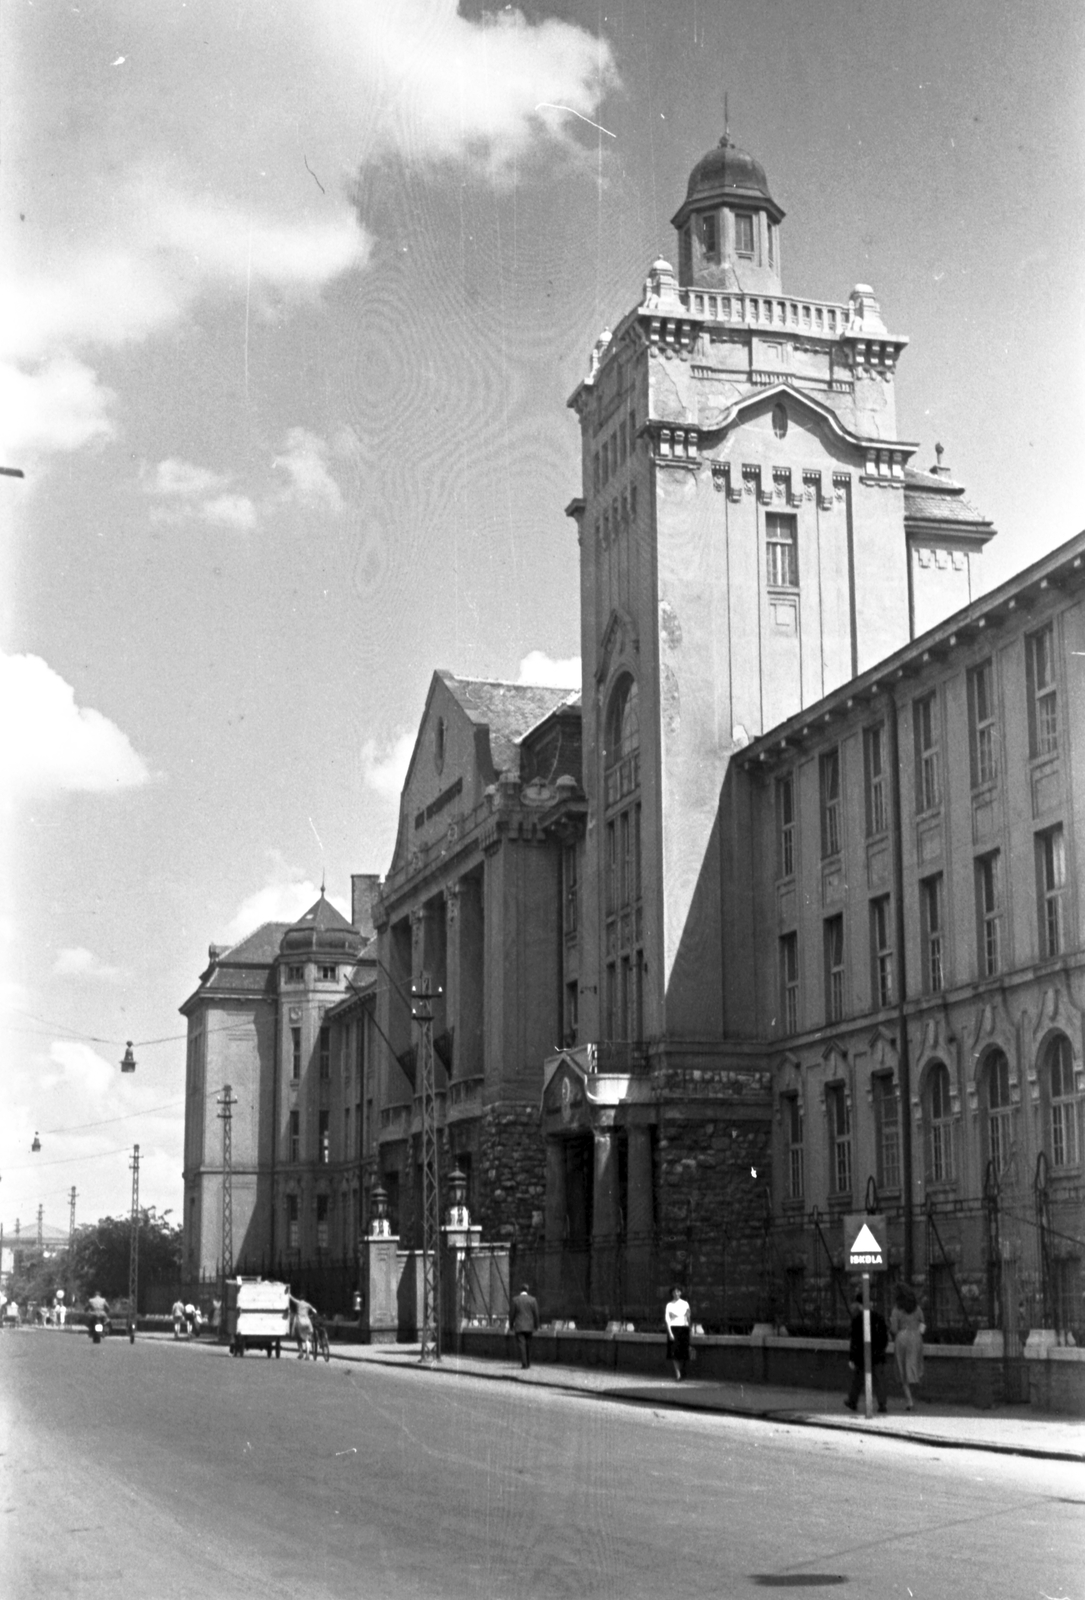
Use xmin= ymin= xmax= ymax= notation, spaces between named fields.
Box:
xmin=172 ymin=1299 xmax=186 ymax=1339
xmin=889 ymin=1284 xmax=925 ymax=1411
xmin=290 ymin=1294 xmax=316 ymax=1359
xmin=508 ymin=1284 xmax=540 ymax=1369
xmin=664 ymin=1285 xmax=692 ymax=1381
xmin=844 ymin=1291 xmax=889 ymax=1414
xmin=54 ymin=1289 xmax=66 ymax=1327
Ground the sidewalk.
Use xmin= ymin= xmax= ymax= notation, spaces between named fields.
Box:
xmin=326 ymin=1339 xmax=1085 ymax=1463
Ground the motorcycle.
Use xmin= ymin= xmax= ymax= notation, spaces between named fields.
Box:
xmin=89 ymin=1318 xmax=105 ymax=1345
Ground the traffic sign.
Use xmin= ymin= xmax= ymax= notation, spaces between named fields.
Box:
xmin=844 ymin=1212 xmax=888 ymax=1272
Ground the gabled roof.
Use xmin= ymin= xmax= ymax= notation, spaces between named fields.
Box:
xmin=284 ymin=894 xmax=356 ymax=937
xmin=439 ymin=672 xmax=578 ymax=774
xmin=700 ymin=380 xmax=919 ymax=458
xmin=216 ymin=921 xmax=290 ymax=965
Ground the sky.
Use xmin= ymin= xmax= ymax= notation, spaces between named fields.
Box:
xmin=2 ymin=0 xmax=1084 ymax=1238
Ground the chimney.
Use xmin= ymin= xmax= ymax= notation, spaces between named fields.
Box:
xmin=351 ymin=874 xmax=381 ymax=939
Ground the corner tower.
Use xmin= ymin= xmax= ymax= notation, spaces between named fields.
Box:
xmin=671 ymin=135 xmax=785 ymax=295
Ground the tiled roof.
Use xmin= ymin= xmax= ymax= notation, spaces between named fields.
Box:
xmin=219 ymin=921 xmax=290 ymax=965
xmin=903 ymin=467 xmax=994 ymax=537
xmin=285 ymin=894 xmax=356 ymax=936
xmin=440 ymin=674 xmax=579 ymax=773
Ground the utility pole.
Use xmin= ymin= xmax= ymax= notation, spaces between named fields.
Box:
xmin=412 ymin=973 xmax=442 ymax=1362
xmin=68 ymin=1187 xmax=77 ymax=1245
xmin=218 ymin=1085 xmax=237 ymax=1299
xmin=128 ymin=1144 xmax=140 ymax=1342
xmin=37 ymin=1204 xmax=43 ymax=1248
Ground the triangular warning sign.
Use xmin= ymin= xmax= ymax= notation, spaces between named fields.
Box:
xmin=850 ymin=1222 xmax=883 ymax=1262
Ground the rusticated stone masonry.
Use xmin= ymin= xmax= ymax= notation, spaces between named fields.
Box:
xmin=478 ymin=1102 xmax=546 ymax=1247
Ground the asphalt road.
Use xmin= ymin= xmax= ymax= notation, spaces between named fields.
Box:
xmin=1 ymin=1332 xmax=1081 ymax=1600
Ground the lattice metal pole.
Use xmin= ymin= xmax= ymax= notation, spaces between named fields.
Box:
xmin=68 ymin=1186 xmax=77 ymax=1246
xmin=413 ymin=974 xmax=441 ymax=1362
xmin=218 ymin=1085 xmax=237 ymax=1300
xmin=128 ymin=1145 xmax=140 ymax=1340
xmin=37 ymin=1204 xmax=43 ymax=1248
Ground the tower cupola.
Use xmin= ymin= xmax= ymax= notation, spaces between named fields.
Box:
xmin=670 ymin=134 xmax=785 ymax=294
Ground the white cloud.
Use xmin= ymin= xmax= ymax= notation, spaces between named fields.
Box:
xmin=360 ymin=729 xmax=416 ymax=802
xmin=220 ymin=876 xmax=351 ymax=949
xmin=272 ymin=428 xmax=345 ymax=514
xmin=0 ymin=652 xmax=151 ymax=799
xmin=517 ymin=651 xmax=581 ymax=690
xmin=201 ymin=493 xmax=258 ymax=531
xmin=48 ymin=1040 xmax=115 ymax=1098
xmin=0 ymin=355 xmax=115 ymax=460
xmin=146 ymin=458 xmax=228 ymax=498
xmin=54 ymin=947 xmax=122 ymax=981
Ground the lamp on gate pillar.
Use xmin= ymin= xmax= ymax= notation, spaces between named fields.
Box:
xmin=369 ymin=1183 xmax=391 ymax=1238
xmin=447 ymin=1165 xmax=469 ymax=1227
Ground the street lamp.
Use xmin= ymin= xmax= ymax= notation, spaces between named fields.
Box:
xmin=31 ymin=1132 xmax=41 ymax=1153
xmin=120 ymin=1042 xmax=137 ymax=1073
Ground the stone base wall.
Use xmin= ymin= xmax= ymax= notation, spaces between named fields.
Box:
xmin=656 ymin=1109 xmax=774 ymax=1327
xmin=479 ymin=1102 xmax=546 ymax=1248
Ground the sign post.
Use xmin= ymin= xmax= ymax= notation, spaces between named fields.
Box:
xmin=844 ymin=1213 xmax=888 ymax=1420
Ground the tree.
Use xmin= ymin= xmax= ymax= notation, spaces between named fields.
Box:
xmin=67 ymin=1208 xmax=183 ymax=1309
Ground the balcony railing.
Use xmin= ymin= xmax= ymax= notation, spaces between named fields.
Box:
xmin=678 ymin=288 xmax=850 ymax=336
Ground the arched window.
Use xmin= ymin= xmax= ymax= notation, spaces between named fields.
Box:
xmin=603 ymin=676 xmax=642 ymax=1046
xmin=925 ymin=1061 xmax=954 ymax=1184
xmin=982 ymin=1048 xmax=1013 ymax=1178
xmin=1045 ymin=1034 xmax=1080 ymax=1169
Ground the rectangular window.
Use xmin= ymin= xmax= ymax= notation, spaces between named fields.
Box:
xmin=1027 ymin=624 xmax=1058 ymax=757
xmin=1037 ymin=825 xmax=1066 ymax=957
xmin=287 ymin=965 xmax=303 ymax=982
xmin=826 ymin=1082 xmax=851 ymax=1194
xmin=318 ymin=1110 xmax=330 ymax=1165
xmin=820 ymin=749 xmax=841 ymax=858
xmin=975 ymin=852 xmax=1001 ymax=978
xmin=287 ymin=1193 xmax=299 ymax=1250
xmin=824 ymin=914 xmax=845 ymax=1023
xmin=319 ymin=964 xmax=337 ymax=982
xmin=864 ymin=723 xmax=888 ymax=837
xmin=563 ymin=843 xmax=578 ymax=940
xmin=289 ymin=1110 xmax=300 ymax=1164
xmin=780 ymin=932 xmax=799 ymax=1034
xmin=701 ymin=210 xmax=719 ymax=260
xmin=318 ymin=1026 xmax=330 ymax=1081
xmin=735 ymin=212 xmax=754 ymax=255
xmin=344 ymin=1105 xmax=351 ymax=1158
xmin=928 ymin=1066 xmax=955 ymax=1185
xmin=870 ymin=895 xmax=893 ymax=1008
xmin=921 ymin=874 xmax=945 ymax=992
xmin=874 ymin=1076 xmax=901 ymax=1191
xmin=914 ymin=693 xmax=942 ymax=812
xmin=564 ymin=980 xmax=578 ymax=1048
xmin=785 ymin=1095 xmax=803 ymax=1200
xmin=768 ymin=223 xmax=776 ymax=270
xmin=968 ymin=660 xmax=998 ymax=787
xmin=766 ymin=513 xmax=798 ymax=588
xmin=777 ymin=774 xmax=795 ymax=878
xmin=679 ymin=224 xmax=693 ymax=283
xmin=605 ymin=962 xmax=618 ymax=1040
xmin=316 ymin=1194 xmax=329 ymax=1250
xmin=291 ymin=1027 xmax=301 ymax=1081
xmin=619 ymin=418 xmax=627 ymax=464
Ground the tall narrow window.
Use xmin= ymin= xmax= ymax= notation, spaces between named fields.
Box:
xmin=870 ymin=896 xmax=893 ymax=1008
xmin=766 ymin=513 xmax=798 ymax=587
xmin=975 ymin=852 xmax=1001 ymax=978
xmin=289 ymin=1109 xmax=300 ymax=1164
xmin=1037 ymin=825 xmax=1066 ymax=957
xmin=1026 ymin=624 xmax=1058 ymax=757
xmin=873 ymin=1075 xmax=901 ymax=1191
xmin=984 ymin=1049 xmax=1013 ymax=1178
xmin=344 ymin=1105 xmax=351 ymax=1158
xmin=921 ymin=874 xmax=945 ymax=992
xmin=824 ymin=915 xmax=845 ymax=1023
xmin=563 ymin=844 xmax=578 ymax=941
xmin=604 ymin=676 xmax=643 ymax=1046
xmin=564 ymin=980 xmax=579 ymax=1048
xmin=926 ymin=1062 xmax=955 ymax=1184
xmin=318 ymin=1026 xmax=330 ymax=1080
xmin=784 ymin=1094 xmax=804 ymax=1200
xmin=777 ymin=774 xmax=795 ymax=878
xmin=318 ymin=1110 xmax=330 ymax=1165
xmin=291 ymin=1027 xmax=301 ymax=1081
xmin=1046 ymin=1034 xmax=1079 ymax=1169
xmin=734 ymin=212 xmax=754 ymax=255
xmin=315 ymin=1194 xmax=329 ymax=1251
xmin=820 ymin=749 xmax=841 ymax=858
xmin=780 ymin=931 xmax=799 ymax=1034
xmin=914 ymin=693 xmax=942 ymax=812
xmin=700 ymin=210 xmax=720 ymax=260
xmin=864 ymin=723 xmax=887 ymax=837
xmin=286 ymin=1193 xmax=299 ymax=1250
xmin=826 ymin=1082 xmax=851 ymax=1194
xmin=968 ymin=659 xmax=998 ymax=786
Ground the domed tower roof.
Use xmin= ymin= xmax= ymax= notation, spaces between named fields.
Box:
xmin=279 ymin=892 xmax=364 ymax=957
xmin=671 ymin=134 xmax=785 ymax=230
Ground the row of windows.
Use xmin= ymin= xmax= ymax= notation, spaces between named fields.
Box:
xmin=779 ymin=824 xmax=1067 ymax=1025
xmin=284 ymin=963 xmax=339 ymax=983
xmin=680 ymin=209 xmax=776 ymax=270
xmin=594 ymin=485 xmax=639 ymax=549
xmin=286 ymin=1101 xmax=362 ymax=1166
xmin=592 ymin=405 xmax=637 ymax=495
xmin=782 ymin=1035 xmax=1081 ymax=1202
xmin=290 ymin=1024 xmax=333 ymax=1081
xmin=777 ymin=622 xmax=1063 ymax=879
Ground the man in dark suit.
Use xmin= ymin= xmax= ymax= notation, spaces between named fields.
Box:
xmin=509 ymin=1284 xmax=540 ymax=1369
